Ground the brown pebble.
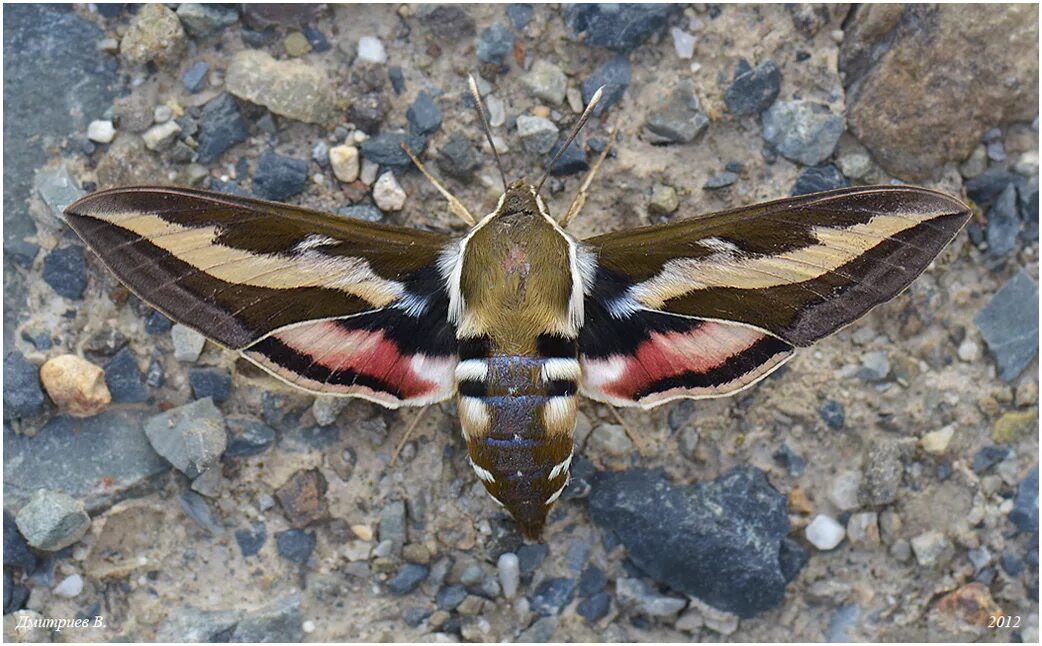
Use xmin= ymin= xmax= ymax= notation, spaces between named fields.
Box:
xmin=933 ymin=583 xmax=1003 ymax=628
xmin=275 ymin=468 xmax=329 ymax=528
xmin=788 ymin=488 xmax=813 ymax=515
xmin=40 ymin=354 xmax=111 ymax=417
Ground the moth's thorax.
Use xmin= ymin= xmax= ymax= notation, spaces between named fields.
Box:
xmin=457 ymin=183 xmax=576 ymax=348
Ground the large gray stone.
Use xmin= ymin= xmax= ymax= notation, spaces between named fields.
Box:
xmin=974 ymin=270 xmax=1039 ymax=381
xmin=231 ymin=593 xmax=303 ymax=642
xmin=144 ymin=398 xmax=227 ymax=478
xmin=156 ymin=606 xmax=243 ymax=642
xmin=588 ymin=466 xmax=805 ymax=618
xmin=3 ymin=410 xmax=169 ymax=512
xmin=226 ymin=50 xmax=335 ymax=124
xmin=762 ymin=100 xmax=844 ymax=166
xmin=14 ymin=489 xmax=90 ymax=551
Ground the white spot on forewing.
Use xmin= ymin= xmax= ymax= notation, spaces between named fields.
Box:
xmin=455 ymin=359 xmax=488 ymax=382
xmin=545 ymin=483 xmax=567 ymax=505
xmin=605 ymin=291 xmax=642 ymax=319
xmin=548 ymin=454 xmax=572 ymax=481
xmin=392 ymin=292 xmax=430 ymax=317
xmin=540 ymin=358 xmax=580 ymax=382
xmin=698 ymin=236 xmax=741 ymax=255
xmin=294 ymin=234 xmax=340 ymax=252
xmin=469 ymin=458 xmax=495 ymax=483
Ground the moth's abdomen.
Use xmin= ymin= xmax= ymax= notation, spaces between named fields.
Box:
xmin=455 ymin=338 xmax=578 ymax=539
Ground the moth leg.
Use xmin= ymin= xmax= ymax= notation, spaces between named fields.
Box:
xmin=608 ymin=402 xmax=647 ymax=456
xmin=400 ymin=143 xmax=476 ymax=226
xmin=389 ymin=404 xmax=431 ymax=467
xmin=559 ymin=127 xmax=619 ymax=228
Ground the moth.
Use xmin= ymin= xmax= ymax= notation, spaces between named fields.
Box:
xmin=65 ymin=79 xmax=970 ymax=539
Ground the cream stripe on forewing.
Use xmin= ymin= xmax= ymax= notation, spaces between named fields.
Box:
xmin=109 ymin=213 xmax=404 ymax=306
xmin=631 ymin=214 xmax=930 ymax=308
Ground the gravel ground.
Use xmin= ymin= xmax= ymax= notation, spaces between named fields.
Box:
xmin=3 ymin=4 xmax=1039 ymax=643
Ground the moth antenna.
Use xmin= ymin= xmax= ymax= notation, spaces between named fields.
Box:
xmin=467 ymin=74 xmax=508 ymax=190
xmin=536 ymin=85 xmax=605 ymax=195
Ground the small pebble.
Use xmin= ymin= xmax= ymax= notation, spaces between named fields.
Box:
xmin=87 ymin=120 xmax=115 ymax=143
xmin=497 ymin=552 xmax=520 ymax=598
xmin=805 ymin=514 xmax=845 ymax=550
xmin=670 ymin=27 xmax=696 ymax=59
xmin=516 ymin=115 xmax=559 ymax=155
xmin=142 ymin=120 xmax=181 ymax=151
xmin=40 ymin=354 xmax=111 ymax=417
xmin=275 ymin=529 xmax=316 ymax=564
xmin=14 ymin=489 xmax=91 ymax=551
xmin=235 ymin=521 xmax=267 ymax=557
xmin=357 ymin=36 xmax=386 ymax=64
xmin=329 ymin=144 xmax=360 ymax=183
xmin=910 ymin=530 xmax=950 ymax=567
xmin=171 ymin=324 xmax=206 ymax=362
xmin=283 ymin=32 xmax=312 ymax=57
xmin=53 ymin=574 xmax=84 ymax=598
xmin=373 ymin=172 xmax=406 ymax=211
xmin=388 ymin=564 xmax=430 ymax=595
xmin=181 ymin=60 xmax=209 ymax=93
xmin=920 ymin=424 xmax=955 ymax=455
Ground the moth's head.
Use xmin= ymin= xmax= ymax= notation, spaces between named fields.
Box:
xmin=496 ymin=181 xmax=543 ymax=219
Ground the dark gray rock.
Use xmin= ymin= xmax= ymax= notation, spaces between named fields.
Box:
xmin=581 ymin=55 xmax=631 ymax=116
xmin=437 ymin=133 xmax=481 ymax=180
xmin=275 ymin=529 xmax=315 ymax=564
xmin=42 ymin=246 xmax=87 ymax=300
xmin=188 ymin=367 xmax=233 ymax=404
xmin=704 ymin=171 xmax=739 ymax=189
xmin=577 ymin=592 xmax=611 ymax=623
xmin=347 ymin=92 xmax=390 ymax=134
xmin=210 ymin=179 xmax=251 ymax=197
xmin=4 ymin=571 xmax=29 ymax=615
xmin=425 ymin=5 xmax=476 ymax=41
xmin=177 ymin=490 xmax=224 ymax=535
xmin=791 ymin=164 xmax=849 ymax=196
xmin=588 ymin=466 xmax=801 ymax=618
xmin=644 ymin=82 xmax=708 ymax=144
xmin=517 ymin=543 xmax=549 ymax=574
xmin=762 ymin=100 xmax=844 ymax=166
xmin=529 ymin=577 xmax=577 ymax=616
xmin=773 ymin=444 xmax=806 ymax=477
xmin=181 ymin=60 xmax=210 ymax=93
xmin=1010 ymin=465 xmax=1038 ymax=534
xmin=435 ymin=584 xmax=468 ymax=610
xmin=252 ymin=151 xmax=307 ymax=201
xmin=986 ymin=183 xmax=1021 ymax=257
xmin=4 ymin=4 xmax=120 ymax=338
xmin=819 ymin=400 xmax=845 ymax=430
xmin=360 ymin=133 xmax=427 ymax=169
xmin=3 ymin=510 xmax=36 ymax=571
xmin=578 ymin=565 xmax=607 ymax=597
xmin=197 ymin=93 xmax=249 ymax=163
xmin=337 ymin=204 xmax=385 ymax=222
xmin=388 ymin=66 xmax=406 ymax=95
xmin=303 ymin=26 xmax=330 ymax=53
xmin=476 ymin=23 xmax=514 ymax=65
xmin=157 ymin=606 xmax=243 ymax=642
xmin=387 ymin=563 xmax=429 ymax=595
xmin=407 ymin=91 xmax=442 ymax=137
xmin=564 ymin=4 xmax=676 ymax=52
xmin=231 ymin=593 xmax=303 ymax=642
xmin=225 ymin=416 xmax=276 ymax=458
xmin=4 ymin=351 xmax=44 ymax=420
xmin=144 ymin=310 xmax=173 ymax=334
xmin=974 ymin=270 xmax=1039 ymax=381
xmin=549 ymin=139 xmax=589 ymax=176
xmin=176 ymin=3 xmax=239 ymax=39
xmin=1020 ymin=183 xmax=1038 ymax=241
xmin=145 ymin=356 xmax=164 ymax=388
xmin=104 ymin=347 xmax=149 ymax=403
xmin=518 ymin=616 xmax=558 ymax=642
xmin=965 ymin=167 xmax=1018 ymax=205
xmin=3 ymin=409 xmax=169 ymax=511
xmin=235 ymin=521 xmax=267 ymax=558
xmin=725 ymin=59 xmax=781 ymax=116
xmin=506 ymin=4 xmax=534 ymax=30
xmin=973 ymin=446 xmax=1012 ymax=473
xmin=144 ymin=398 xmax=227 ymax=478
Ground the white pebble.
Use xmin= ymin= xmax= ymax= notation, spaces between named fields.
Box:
xmin=87 ymin=120 xmax=115 ymax=144
xmin=142 ymin=120 xmax=181 ymax=151
xmin=670 ymin=27 xmax=696 ymax=59
xmin=328 ymin=144 xmax=360 ymax=183
xmin=53 ymin=574 xmax=84 ymax=598
xmin=153 ymin=105 xmax=173 ymax=124
xmin=302 ymin=620 xmax=316 ymax=634
xmin=957 ymin=339 xmax=980 ymax=362
xmin=485 ymin=94 xmax=506 ymax=128
xmin=356 ymin=36 xmax=386 ymax=64
xmin=828 ymin=470 xmax=861 ymax=511
xmin=497 ymin=552 xmax=520 ymax=599
xmin=373 ymin=172 xmax=406 ymax=211
xmin=805 ymin=514 xmax=845 ymax=550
